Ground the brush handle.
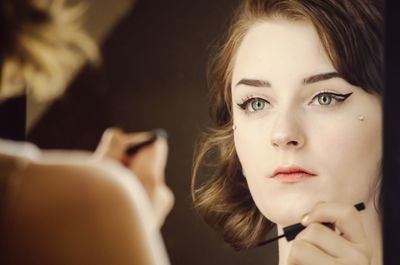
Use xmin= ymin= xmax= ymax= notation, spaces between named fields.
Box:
xmin=125 ymin=129 xmax=167 ymax=156
xmin=256 ymin=203 xmax=365 ymax=247
xmin=283 ymin=202 xmax=365 ymax=242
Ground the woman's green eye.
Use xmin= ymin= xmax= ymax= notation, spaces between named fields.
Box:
xmin=237 ymin=97 xmax=269 ymax=113
xmin=250 ymin=99 xmax=266 ymax=111
xmin=312 ymin=92 xmax=353 ymax=107
xmin=317 ymin=94 xmax=333 ymax=105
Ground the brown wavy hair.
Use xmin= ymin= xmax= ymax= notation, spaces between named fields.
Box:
xmin=0 ymin=0 xmax=98 ymax=101
xmin=192 ymin=0 xmax=383 ymax=250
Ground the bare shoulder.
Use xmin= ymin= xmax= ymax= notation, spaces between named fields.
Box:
xmin=5 ymin=160 xmax=146 ymax=219
xmin=1 ymin=159 xmax=165 ymax=265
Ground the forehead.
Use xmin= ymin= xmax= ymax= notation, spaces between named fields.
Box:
xmin=231 ymin=19 xmax=336 ymax=86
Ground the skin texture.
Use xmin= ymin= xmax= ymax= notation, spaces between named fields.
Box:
xmin=231 ymin=19 xmax=382 ymax=265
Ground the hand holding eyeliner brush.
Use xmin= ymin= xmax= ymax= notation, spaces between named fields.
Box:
xmin=125 ymin=129 xmax=168 ymax=156
xmin=257 ymin=202 xmax=365 ymax=247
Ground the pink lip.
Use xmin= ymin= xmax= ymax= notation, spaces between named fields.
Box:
xmin=271 ymin=165 xmax=316 ymax=183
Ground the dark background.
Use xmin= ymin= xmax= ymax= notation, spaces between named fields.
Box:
xmin=27 ymin=1 xmax=278 ymax=264
xmin=383 ymin=1 xmax=400 ymax=265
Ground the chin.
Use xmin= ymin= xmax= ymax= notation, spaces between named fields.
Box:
xmin=258 ymin=198 xmax=318 ymax=226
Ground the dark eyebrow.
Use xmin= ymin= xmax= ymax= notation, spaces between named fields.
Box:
xmin=235 ymin=72 xmax=342 ymax=88
xmin=235 ymin=79 xmax=271 ymax=88
xmin=303 ymin=72 xmax=342 ymax=84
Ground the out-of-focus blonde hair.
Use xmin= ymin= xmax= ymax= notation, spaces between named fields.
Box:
xmin=0 ymin=0 xmax=98 ymax=102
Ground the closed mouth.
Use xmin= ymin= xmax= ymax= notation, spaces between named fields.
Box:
xmin=271 ymin=165 xmax=316 ymax=183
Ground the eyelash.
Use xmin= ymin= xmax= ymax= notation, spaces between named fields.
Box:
xmin=237 ymin=96 xmax=269 ymax=112
xmin=310 ymin=91 xmax=353 ymax=106
xmin=236 ymin=91 xmax=353 ymax=112
xmin=237 ymin=96 xmax=270 ymax=112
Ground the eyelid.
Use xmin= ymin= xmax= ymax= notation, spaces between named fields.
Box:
xmin=309 ymin=90 xmax=353 ymax=105
xmin=237 ymin=96 xmax=270 ymax=111
xmin=310 ymin=89 xmax=343 ymax=98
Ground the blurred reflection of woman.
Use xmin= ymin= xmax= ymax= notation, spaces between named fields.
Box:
xmin=192 ymin=1 xmax=383 ymax=265
xmin=0 ymin=1 xmax=173 ymax=264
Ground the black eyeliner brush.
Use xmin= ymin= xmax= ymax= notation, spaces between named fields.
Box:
xmin=257 ymin=202 xmax=366 ymax=247
xmin=125 ymin=129 xmax=167 ymax=156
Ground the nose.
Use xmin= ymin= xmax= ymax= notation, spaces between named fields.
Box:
xmin=270 ymin=111 xmax=305 ymax=150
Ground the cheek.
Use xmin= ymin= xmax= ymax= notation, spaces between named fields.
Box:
xmin=233 ymin=121 xmax=269 ymax=177
xmin=233 ymin=125 xmax=274 ymax=213
xmin=312 ymin=115 xmax=382 ymax=200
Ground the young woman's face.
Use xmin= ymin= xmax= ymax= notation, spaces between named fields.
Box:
xmin=231 ymin=19 xmax=382 ymax=226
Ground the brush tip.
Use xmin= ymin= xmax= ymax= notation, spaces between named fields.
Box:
xmin=152 ymin=128 xmax=168 ymax=139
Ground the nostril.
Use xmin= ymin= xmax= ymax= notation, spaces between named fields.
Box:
xmin=271 ymin=137 xmax=303 ymax=148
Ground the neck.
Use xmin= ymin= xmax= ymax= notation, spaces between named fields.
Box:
xmin=276 ymin=200 xmax=382 ymax=265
